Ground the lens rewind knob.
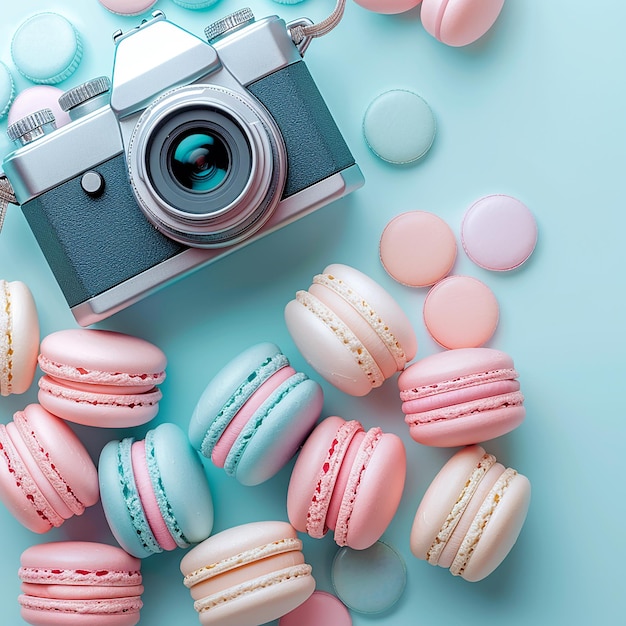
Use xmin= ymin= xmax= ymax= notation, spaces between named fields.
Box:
xmin=7 ymin=109 xmax=56 ymax=146
xmin=205 ymin=8 xmax=255 ymax=43
xmin=58 ymin=76 xmax=112 ymax=112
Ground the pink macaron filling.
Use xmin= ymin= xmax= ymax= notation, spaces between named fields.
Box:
xmin=131 ymin=441 xmax=177 ymax=552
xmin=211 ymin=366 xmax=296 ymax=468
xmin=305 ymin=420 xmax=361 ymax=539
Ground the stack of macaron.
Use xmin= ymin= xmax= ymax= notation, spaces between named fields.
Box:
xmin=37 ymin=328 xmax=167 ymax=428
xmin=18 ymin=541 xmax=144 ymax=626
xmin=99 ymin=423 xmax=214 ymax=559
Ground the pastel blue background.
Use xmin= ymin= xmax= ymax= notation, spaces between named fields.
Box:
xmin=0 ymin=0 xmax=624 ymax=624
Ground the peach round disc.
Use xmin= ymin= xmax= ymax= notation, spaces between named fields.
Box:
xmin=380 ymin=211 xmax=457 ymax=287
xmin=423 ymin=276 xmax=499 ymax=348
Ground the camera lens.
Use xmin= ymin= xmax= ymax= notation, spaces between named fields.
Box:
xmin=128 ymin=84 xmax=287 ymax=248
xmin=170 ymin=129 xmax=229 ymax=193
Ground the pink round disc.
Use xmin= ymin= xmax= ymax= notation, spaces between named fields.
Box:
xmin=461 ymin=195 xmax=538 ymax=271
xmin=380 ymin=211 xmax=457 ymax=287
xmin=279 ymin=591 xmax=351 ymax=626
xmin=8 ymin=86 xmax=71 ymax=128
xmin=98 ymin=0 xmax=157 ymax=15
xmin=352 ymin=0 xmax=422 ymax=15
xmin=423 ymin=276 xmax=499 ymax=349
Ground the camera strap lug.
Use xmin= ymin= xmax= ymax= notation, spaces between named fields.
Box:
xmin=0 ymin=175 xmax=17 ymax=234
xmin=289 ymin=0 xmax=346 ymax=52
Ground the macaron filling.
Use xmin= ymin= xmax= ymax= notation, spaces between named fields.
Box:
xmin=306 ymin=420 xmax=362 ymax=539
xmin=199 ymin=353 xmax=289 ymax=459
xmin=13 ymin=410 xmax=85 ymax=515
xmin=131 ymin=441 xmax=177 ymax=552
xmin=313 ymin=273 xmax=407 ymax=370
xmin=0 ymin=422 xmax=64 ymax=528
xmin=426 ymin=452 xmax=497 ymax=565
xmin=0 ymin=280 xmax=13 ymax=394
xmin=212 ymin=365 xmax=296 ymax=467
xmin=334 ymin=427 xmax=383 ymax=546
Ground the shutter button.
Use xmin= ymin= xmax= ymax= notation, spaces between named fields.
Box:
xmin=81 ymin=171 xmax=105 ymax=197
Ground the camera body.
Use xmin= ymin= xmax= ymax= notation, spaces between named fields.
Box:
xmin=2 ymin=9 xmax=363 ymax=326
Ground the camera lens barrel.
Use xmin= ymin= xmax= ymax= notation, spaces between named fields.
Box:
xmin=127 ymin=84 xmax=286 ymax=248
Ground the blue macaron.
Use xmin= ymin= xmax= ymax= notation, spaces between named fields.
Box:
xmin=189 ymin=342 xmax=324 ymax=486
xmin=98 ymin=423 xmax=214 ymax=558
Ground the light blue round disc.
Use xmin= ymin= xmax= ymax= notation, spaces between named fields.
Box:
xmin=331 ymin=541 xmax=406 ymax=614
xmin=363 ymin=89 xmax=436 ymax=164
xmin=0 ymin=62 xmax=15 ymax=120
xmin=171 ymin=0 xmax=221 ymax=9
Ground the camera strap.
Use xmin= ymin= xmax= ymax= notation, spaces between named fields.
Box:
xmin=0 ymin=175 xmax=17 ymax=234
xmin=290 ymin=0 xmax=346 ymax=46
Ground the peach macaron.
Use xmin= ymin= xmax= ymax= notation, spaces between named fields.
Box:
xmin=285 ymin=264 xmax=417 ymax=396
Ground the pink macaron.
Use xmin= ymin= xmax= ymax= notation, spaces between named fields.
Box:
xmin=420 ymin=0 xmax=506 ymax=47
xmin=37 ymin=329 xmax=167 ymax=427
xmin=19 ymin=541 xmax=144 ymax=625
xmin=0 ymin=404 xmax=99 ymax=533
xmin=285 ymin=264 xmax=417 ymax=397
xmin=287 ymin=416 xmax=406 ymax=550
xmin=398 ymin=348 xmax=525 ymax=447
xmin=410 ymin=445 xmax=530 ymax=581
xmin=0 ymin=279 xmax=40 ymax=396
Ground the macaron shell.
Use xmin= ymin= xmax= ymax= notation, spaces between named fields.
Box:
xmin=461 ymin=472 xmax=530 ymax=581
xmin=98 ymin=0 xmax=158 ymax=15
xmin=22 ymin=404 xmax=98 ymax=510
xmin=342 ymin=432 xmax=406 ymax=550
xmin=19 ymin=541 xmax=142 ymax=584
xmin=232 ymin=376 xmax=323 ymax=486
xmin=461 ymin=195 xmax=538 ymax=271
xmin=149 ymin=423 xmax=214 ymax=545
xmin=20 ymin=606 xmax=141 ymax=626
xmin=399 ymin=347 xmax=515 ymax=391
xmin=194 ymin=571 xmax=315 ymax=626
xmin=287 ymin=416 xmax=348 ymax=533
xmin=98 ymin=440 xmax=153 ymax=559
xmin=410 ymin=445 xmax=487 ymax=559
xmin=181 ymin=521 xmax=299 ymax=574
xmin=285 ymin=298 xmax=373 ymax=396
xmin=11 ymin=13 xmax=83 ymax=84
xmin=189 ymin=342 xmax=285 ymax=451
xmin=0 ymin=62 xmax=15 ymax=119
xmin=38 ymin=329 xmax=166 ymax=389
xmin=408 ymin=401 xmax=526 ymax=447
xmin=0 ymin=427 xmax=55 ymax=533
xmin=421 ymin=0 xmax=505 ymax=47
xmin=38 ymin=376 xmax=161 ymax=428
xmin=352 ymin=0 xmax=423 ymax=15
xmin=324 ymin=264 xmax=417 ymax=364
xmin=308 ymin=282 xmax=398 ymax=380
xmin=0 ymin=280 xmax=40 ymax=395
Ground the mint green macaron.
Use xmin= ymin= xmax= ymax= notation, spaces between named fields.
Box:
xmin=11 ymin=13 xmax=83 ymax=85
xmin=171 ymin=0 xmax=221 ymax=9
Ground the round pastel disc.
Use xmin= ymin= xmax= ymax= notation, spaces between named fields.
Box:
xmin=380 ymin=211 xmax=457 ymax=287
xmin=0 ymin=62 xmax=15 ymax=120
xmin=8 ymin=86 xmax=72 ymax=129
xmin=279 ymin=591 xmax=351 ymax=626
xmin=461 ymin=194 xmax=538 ymax=271
xmin=352 ymin=0 xmax=423 ymax=15
xmin=171 ymin=0 xmax=221 ymax=8
xmin=331 ymin=541 xmax=406 ymax=614
xmin=363 ymin=90 xmax=435 ymax=164
xmin=98 ymin=0 xmax=157 ymax=15
xmin=423 ymin=276 xmax=499 ymax=349
xmin=11 ymin=13 xmax=82 ymax=84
